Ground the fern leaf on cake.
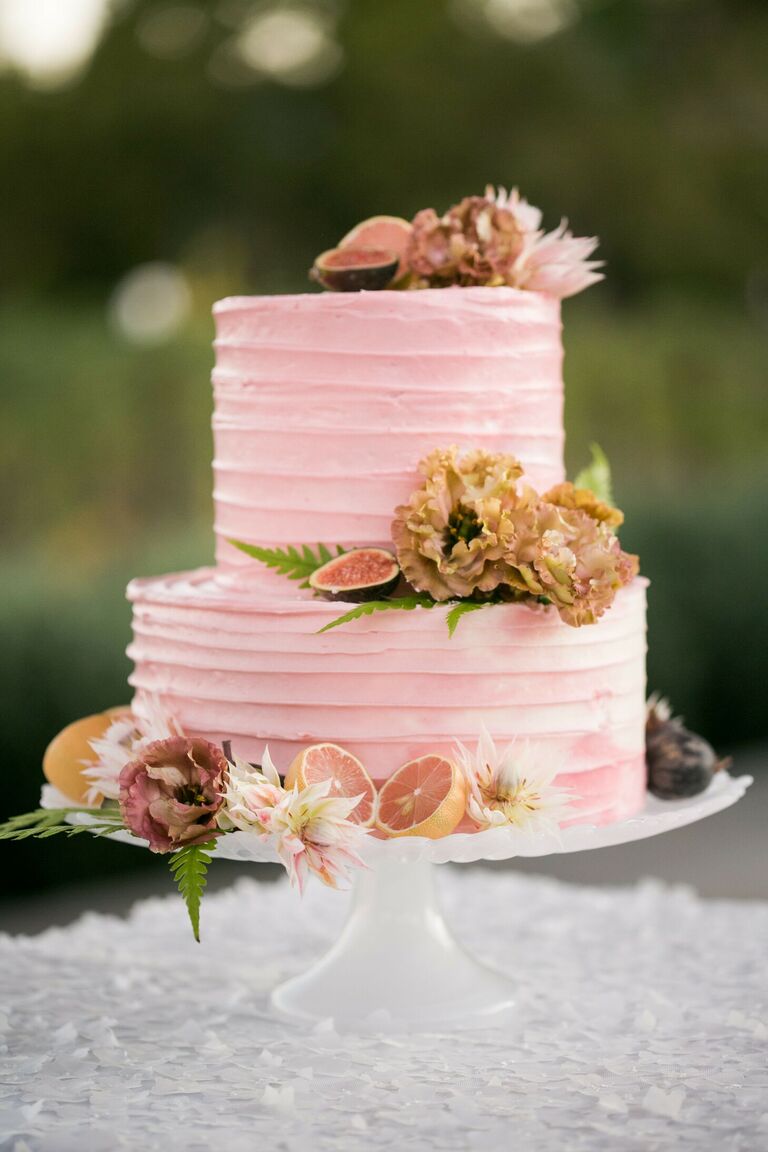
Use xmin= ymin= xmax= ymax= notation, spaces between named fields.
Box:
xmin=445 ymin=600 xmax=493 ymax=637
xmin=169 ymin=840 xmax=217 ymax=943
xmin=317 ymin=595 xmax=436 ymax=634
xmin=0 ymin=808 xmax=124 ymax=841
xmin=228 ymin=540 xmax=346 ymax=586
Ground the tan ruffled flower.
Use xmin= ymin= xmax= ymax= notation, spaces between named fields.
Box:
xmin=505 ymin=501 xmax=638 ymax=627
xmin=407 ymin=191 xmax=527 ymax=288
xmin=542 ymin=482 xmax=624 ymax=531
xmin=392 ymin=447 xmax=531 ymax=601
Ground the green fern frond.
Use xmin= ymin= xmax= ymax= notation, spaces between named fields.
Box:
xmin=316 ymin=595 xmax=436 ymax=634
xmin=227 ymin=540 xmax=345 ymax=586
xmin=0 ymin=808 xmax=124 ymax=842
xmin=445 ymin=600 xmax=494 ymax=637
xmin=169 ymin=840 xmax=217 ymax=943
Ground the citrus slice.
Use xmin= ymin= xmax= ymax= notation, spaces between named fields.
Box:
xmin=339 ymin=215 xmax=412 ymax=280
xmin=42 ymin=707 xmax=131 ymax=805
xmin=285 ymin=743 xmax=377 ymax=826
xmin=376 ymin=755 xmax=466 ymax=839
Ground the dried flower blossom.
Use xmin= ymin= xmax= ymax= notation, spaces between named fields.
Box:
xmin=82 ymin=694 xmax=183 ymax=806
xmin=514 ymin=220 xmax=603 ymax=299
xmin=408 ymin=190 xmax=527 ymax=288
xmin=455 ymin=725 xmax=573 ymax=836
xmin=221 ymin=746 xmax=367 ymax=893
xmin=505 ymin=500 xmax=638 ymax=627
xmin=119 ymin=737 xmax=227 ymax=853
xmin=219 ymin=748 xmax=285 ymax=835
xmin=392 ymin=446 xmax=532 ymax=601
xmin=542 ymin=482 xmax=624 ymax=531
xmin=406 ymin=186 xmax=602 ymax=297
xmin=267 ymin=781 xmax=367 ymax=894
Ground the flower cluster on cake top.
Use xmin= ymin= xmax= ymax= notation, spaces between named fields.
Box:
xmin=311 ymin=186 xmax=602 ymax=299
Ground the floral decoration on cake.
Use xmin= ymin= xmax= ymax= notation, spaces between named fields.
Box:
xmin=310 ymin=186 xmax=602 ymax=298
xmin=1 ymin=696 xmax=587 ymax=940
xmin=230 ymin=443 xmax=638 ymax=634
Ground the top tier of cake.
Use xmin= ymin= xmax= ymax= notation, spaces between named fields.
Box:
xmin=212 ymin=287 xmax=565 ymax=566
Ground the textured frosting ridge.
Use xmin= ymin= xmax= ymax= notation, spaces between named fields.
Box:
xmin=128 ymin=570 xmax=648 ymax=825
xmin=212 ymin=287 xmax=564 ymax=565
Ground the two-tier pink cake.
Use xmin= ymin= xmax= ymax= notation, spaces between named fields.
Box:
xmin=127 ymin=285 xmax=648 ymax=827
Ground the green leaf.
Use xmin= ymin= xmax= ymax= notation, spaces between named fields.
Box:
xmin=169 ymin=840 xmax=217 ymax=943
xmin=317 ymin=595 xmax=436 ymax=634
xmin=227 ymin=540 xmax=346 ymax=586
xmin=574 ymin=443 xmax=613 ymax=504
xmin=0 ymin=808 xmax=124 ymax=842
xmin=445 ymin=600 xmax=493 ymax=637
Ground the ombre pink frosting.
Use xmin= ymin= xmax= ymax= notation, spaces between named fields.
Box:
xmin=126 ymin=286 xmax=649 ymax=829
xmin=212 ymin=288 xmax=565 ymax=565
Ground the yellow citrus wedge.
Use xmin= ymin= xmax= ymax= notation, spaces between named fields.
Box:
xmin=285 ymin=742 xmax=377 ymax=826
xmin=42 ymin=707 xmax=131 ymax=805
xmin=376 ymin=754 xmax=466 ymax=839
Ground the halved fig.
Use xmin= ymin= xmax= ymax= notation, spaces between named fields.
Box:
xmin=310 ymin=247 xmax=399 ymax=292
xmin=309 ymin=548 xmax=400 ymax=601
xmin=339 ymin=215 xmax=412 ymax=281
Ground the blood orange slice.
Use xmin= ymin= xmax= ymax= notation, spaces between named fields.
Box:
xmin=376 ymin=755 xmax=466 ymax=839
xmin=285 ymin=743 xmax=377 ymax=827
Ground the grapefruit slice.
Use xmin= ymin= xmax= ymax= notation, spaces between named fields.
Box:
xmin=285 ymin=743 xmax=377 ymax=826
xmin=339 ymin=215 xmax=412 ymax=280
xmin=376 ymin=755 xmax=466 ymax=839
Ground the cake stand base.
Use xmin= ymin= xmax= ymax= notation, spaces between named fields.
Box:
xmin=271 ymin=856 xmax=515 ymax=1028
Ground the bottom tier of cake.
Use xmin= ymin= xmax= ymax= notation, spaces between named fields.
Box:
xmin=127 ymin=569 xmax=648 ymax=827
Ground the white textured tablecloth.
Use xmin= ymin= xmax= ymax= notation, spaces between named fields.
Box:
xmin=1 ymin=869 xmax=766 ymax=1151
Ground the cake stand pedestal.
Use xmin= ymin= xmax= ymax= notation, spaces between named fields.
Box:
xmin=262 ymin=772 xmax=751 ymax=1028
xmin=271 ymin=854 xmax=516 ymax=1026
xmin=60 ymin=772 xmax=752 ymax=1030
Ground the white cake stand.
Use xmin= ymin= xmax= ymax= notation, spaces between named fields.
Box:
xmin=211 ymin=772 xmax=752 ymax=1029
xmin=53 ymin=773 xmax=750 ymax=1028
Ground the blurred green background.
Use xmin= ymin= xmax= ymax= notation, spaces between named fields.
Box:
xmin=1 ymin=0 xmax=766 ymax=903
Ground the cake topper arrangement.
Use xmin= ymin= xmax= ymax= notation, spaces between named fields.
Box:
xmin=231 ymin=443 xmax=638 ymax=634
xmin=311 ymin=185 xmax=602 ymax=297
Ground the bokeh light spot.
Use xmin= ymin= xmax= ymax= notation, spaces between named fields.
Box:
xmin=109 ymin=263 xmax=192 ymax=346
xmin=0 ymin=0 xmax=111 ymax=89
xmin=235 ymin=7 xmax=342 ymax=88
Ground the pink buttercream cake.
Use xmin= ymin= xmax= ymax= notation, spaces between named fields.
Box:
xmin=127 ymin=287 xmax=648 ymax=826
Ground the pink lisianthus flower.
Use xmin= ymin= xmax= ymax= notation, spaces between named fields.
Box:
xmin=119 ymin=737 xmax=227 ymax=853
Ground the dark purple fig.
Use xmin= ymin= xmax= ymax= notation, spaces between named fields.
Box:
xmin=309 ymin=548 xmax=400 ymax=602
xmin=310 ymin=247 xmax=399 ymax=292
xmin=646 ymin=695 xmax=729 ymax=799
